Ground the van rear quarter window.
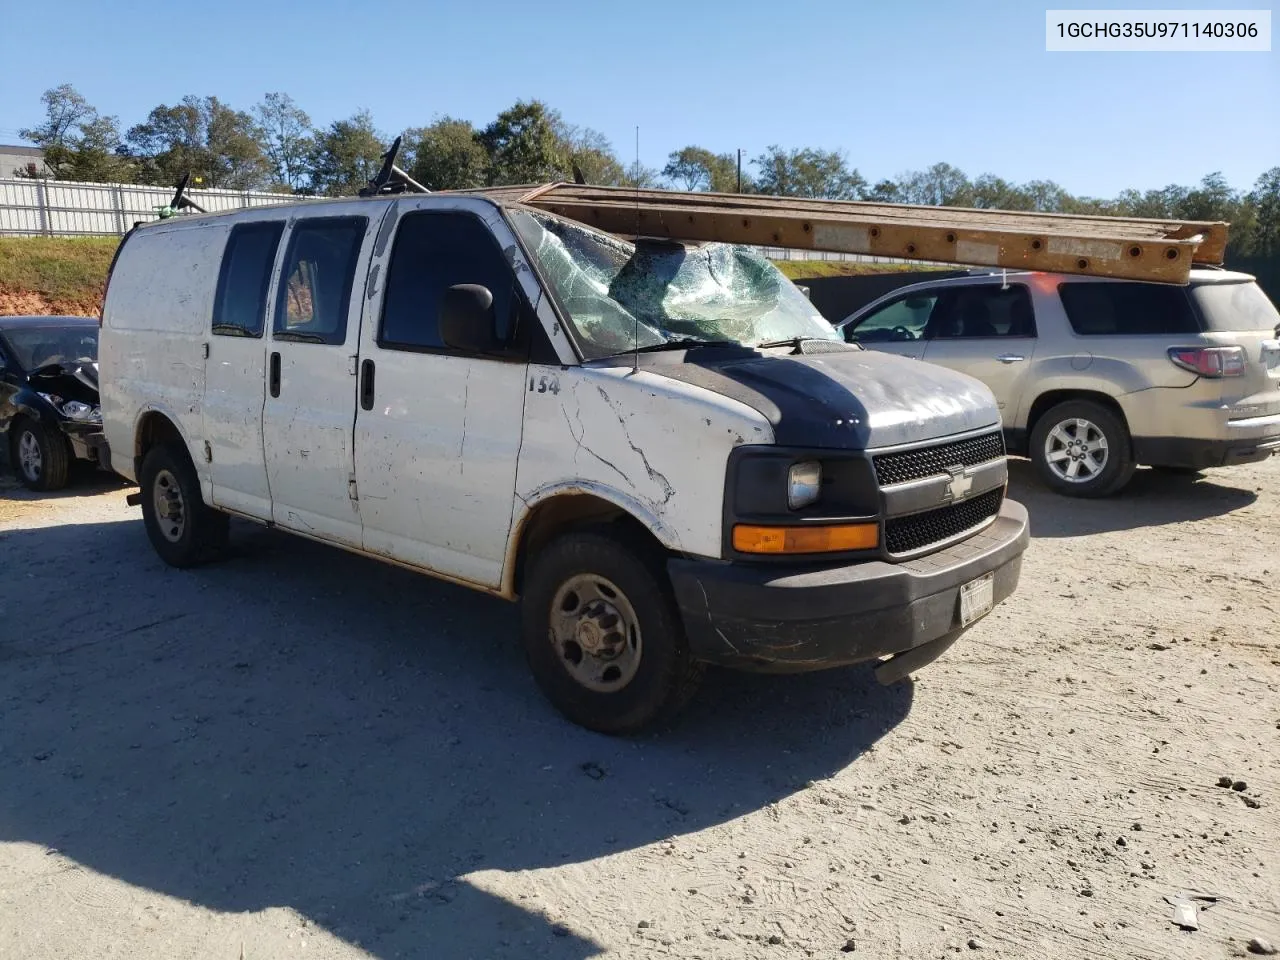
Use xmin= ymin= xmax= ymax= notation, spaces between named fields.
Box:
xmin=1058 ymin=281 xmax=1199 ymax=336
xmin=273 ymin=217 xmax=366 ymax=345
xmin=212 ymin=222 xmax=284 ymax=338
xmin=379 ymin=211 xmax=517 ymax=351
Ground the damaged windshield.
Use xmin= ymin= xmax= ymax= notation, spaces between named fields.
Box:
xmin=508 ymin=208 xmax=838 ymax=360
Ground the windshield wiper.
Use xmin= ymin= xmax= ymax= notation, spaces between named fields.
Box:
xmin=630 ymin=338 xmax=741 ymax=354
xmin=755 ymin=336 xmax=833 ymax=350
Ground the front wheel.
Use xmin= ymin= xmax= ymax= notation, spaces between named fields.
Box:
xmin=1030 ymin=400 xmax=1136 ymax=498
xmin=10 ymin=416 xmax=70 ymax=492
xmin=138 ymin=442 xmax=229 ymax=567
xmin=520 ymin=530 xmax=704 ymax=734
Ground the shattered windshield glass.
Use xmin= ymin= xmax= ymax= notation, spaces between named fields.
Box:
xmin=508 ymin=208 xmax=839 ymax=360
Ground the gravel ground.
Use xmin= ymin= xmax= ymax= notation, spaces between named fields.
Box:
xmin=0 ymin=452 xmax=1277 ymax=960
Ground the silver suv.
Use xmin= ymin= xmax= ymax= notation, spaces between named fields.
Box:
xmin=837 ymin=269 xmax=1280 ymax=497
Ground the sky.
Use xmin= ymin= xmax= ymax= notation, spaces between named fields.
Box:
xmin=0 ymin=0 xmax=1275 ymax=197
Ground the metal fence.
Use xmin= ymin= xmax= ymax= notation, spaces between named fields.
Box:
xmin=0 ymin=177 xmax=303 ymax=237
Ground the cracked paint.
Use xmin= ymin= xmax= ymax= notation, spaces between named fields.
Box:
xmin=593 ymin=384 xmax=675 ymax=505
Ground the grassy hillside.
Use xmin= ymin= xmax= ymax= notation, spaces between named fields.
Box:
xmin=0 ymin=236 xmax=940 ymax=317
xmin=0 ymin=236 xmax=119 ymax=316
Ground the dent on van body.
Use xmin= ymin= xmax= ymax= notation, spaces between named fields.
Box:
xmin=512 ymin=365 xmax=772 ymax=562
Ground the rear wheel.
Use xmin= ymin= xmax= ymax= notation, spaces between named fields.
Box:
xmin=10 ymin=416 xmax=70 ymax=492
xmin=520 ymin=530 xmax=703 ymax=734
xmin=1030 ymin=400 xmax=1135 ymax=498
xmin=138 ymin=442 xmax=229 ymax=567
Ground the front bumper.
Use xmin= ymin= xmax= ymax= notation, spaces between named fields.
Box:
xmin=56 ymin=420 xmax=110 ymax=468
xmin=667 ymin=499 xmax=1030 ymax=677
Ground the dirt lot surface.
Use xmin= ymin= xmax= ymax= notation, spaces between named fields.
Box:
xmin=1 ymin=455 xmax=1277 ymax=960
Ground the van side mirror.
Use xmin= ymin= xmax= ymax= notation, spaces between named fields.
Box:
xmin=440 ymin=284 xmax=497 ymax=353
xmin=795 ymin=284 xmax=811 ymax=300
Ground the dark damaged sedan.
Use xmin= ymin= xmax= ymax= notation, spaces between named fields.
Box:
xmin=0 ymin=316 xmax=106 ymax=491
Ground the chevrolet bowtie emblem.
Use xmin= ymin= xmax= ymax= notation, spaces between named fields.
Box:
xmin=944 ymin=466 xmax=973 ymax=502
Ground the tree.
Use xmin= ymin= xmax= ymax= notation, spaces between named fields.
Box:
xmin=752 ymin=146 xmax=866 ymax=200
xmin=554 ymin=123 xmax=626 ymax=186
xmin=307 ymin=110 xmax=384 ymax=197
xmin=662 ymin=146 xmax=744 ymax=193
xmin=126 ymin=96 xmax=269 ymax=189
xmin=970 ymin=174 xmax=1031 ymax=210
xmin=18 ymin=84 xmax=128 ymax=182
xmin=480 ymin=100 xmax=565 ymax=185
xmin=254 ymin=93 xmax=314 ymax=192
xmin=894 ymin=163 xmax=973 ymax=206
xmin=620 ymin=160 xmax=661 ymax=189
xmin=405 ymin=117 xmax=488 ymax=190
xmin=1179 ymin=171 xmax=1235 ymax=222
xmin=1021 ymin=179 xmax=1069 ymax=212
xmin=1248 ymin=167 xmax=1280 ymax=257
xmin=865 ymin=179 xmax=903 ymax=203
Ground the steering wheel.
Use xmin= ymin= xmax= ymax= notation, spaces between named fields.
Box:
xmin=891 ymin=325 xmax=915 ymax=342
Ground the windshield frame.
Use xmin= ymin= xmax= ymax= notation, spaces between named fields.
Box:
xmin=0 ymin=322 xmax=99 ymax=373
xmin=501 ymin=204 xmax=836 ymax=362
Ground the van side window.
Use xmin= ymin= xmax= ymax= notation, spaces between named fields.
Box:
xmin=212 ymin=222 xmax=284 ymax=338
xmin=1058 ymin=282 xmax=1199 ymax=335
xmin=273 ymin=217 xmax=366 ymax=345
xmin=932 ymin=285 xmax=1035 ymax=339
xmin=379 ymin=211 xmax=518 ymax=352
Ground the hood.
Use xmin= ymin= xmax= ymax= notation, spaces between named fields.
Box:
xmin=623 ymin=345 xmax=999 ymax=449
xmin=29 ymin=363 xmax=101 ymax=406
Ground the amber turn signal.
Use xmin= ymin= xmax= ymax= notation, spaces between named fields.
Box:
xmin=732 ymin=522 xmax=879 ymax=555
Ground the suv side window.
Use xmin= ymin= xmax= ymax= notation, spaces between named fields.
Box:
xmin=845 ymin=293 xmax=937 ymax=343
xmin=212 ymin=221 xmax=284 ymax=338
xmin=380 ymin=211 xmax=520 ymax=353
xmin=1058 ymin=282 xmax=1199 ymax=335
xmin=932 ymin=284 xmax=1035 ymax=339
xmin=273 ymin=217 xmax=366 ymax=345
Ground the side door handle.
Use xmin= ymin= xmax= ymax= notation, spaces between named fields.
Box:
xmin=996 ymin=354 xmax=1025 ymax=364
xmin=360 ymin=359 xmax=375 ymax=411
xmin=269 ymin=351 xmax=281 ymax=397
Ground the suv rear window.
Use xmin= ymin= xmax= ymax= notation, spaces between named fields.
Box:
xmin=1190 ymin=281 xmax=1280 ymax=333
xmin=1058 ymin=282 xmax=1200 ymax=336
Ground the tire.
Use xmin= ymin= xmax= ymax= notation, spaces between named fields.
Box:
xmin=520 ymin=529 xmax=704 ymax=734
xmin=10 ymin=416 xmax=70 ymax=492
xmin=1030 ymin=400 xmax=1136 ymax=498
xmin=138 ymin=442 xmax=229 ymax=568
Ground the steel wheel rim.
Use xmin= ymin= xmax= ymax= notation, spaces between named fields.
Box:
xmin=18 ymin=431 xmax=42 ymax=481
xmin=152 ymin=468 xmax=187 ymax=543
xmin=549 ymin=573 xmax=642 ymax=693
xmin=1044 ymin=417 xmax=1109 ymax=483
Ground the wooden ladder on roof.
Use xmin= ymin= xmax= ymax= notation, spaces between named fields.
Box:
xmin=472 ymin=183 xmax=1228 ymax=284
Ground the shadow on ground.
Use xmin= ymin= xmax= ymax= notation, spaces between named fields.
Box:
xmin=1008 ymin=460 xmax=1259 ymax=538
xmin=0 ymin=516 xmax=911 ymax=959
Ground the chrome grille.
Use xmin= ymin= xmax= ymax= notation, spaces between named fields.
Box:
xmin=873 ymin=431 xmax=1005 ymax=486
xmin=884 ymin=488 xmax=1004 ymax=556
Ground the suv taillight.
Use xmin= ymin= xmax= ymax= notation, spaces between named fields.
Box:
xmin=1167 ymin=346 xmax=1247 ymax=378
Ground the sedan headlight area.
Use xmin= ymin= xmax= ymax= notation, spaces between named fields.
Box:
xmin=787 ymin=460 xmax=822 ymax=509
xmin=38 ymin=392 xmax=102 ymax=423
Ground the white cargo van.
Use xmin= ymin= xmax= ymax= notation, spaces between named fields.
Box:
xmin=99 ymin=192 xmax=1029 ymax=732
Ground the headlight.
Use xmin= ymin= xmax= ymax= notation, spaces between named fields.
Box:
xmin=787 ymin=460 xmax=822 ymax=509
xmin=38 ymin=393 xmax=101 ymax=422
